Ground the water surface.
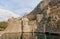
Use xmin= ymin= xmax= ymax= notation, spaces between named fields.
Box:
xmin=0 ymin=32 xmax=60 ymax=39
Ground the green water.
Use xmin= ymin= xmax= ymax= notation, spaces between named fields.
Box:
xmin=35 ymin=33 xmax=60 ymax=39
xmin=0 ymin=33 xmax=60 ymax=39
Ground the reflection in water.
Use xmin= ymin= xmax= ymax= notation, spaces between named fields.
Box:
xmin=35 ymin=33 xmax=60 ymax=39
xmin=0 ymin=32 xmax=60 ymax=39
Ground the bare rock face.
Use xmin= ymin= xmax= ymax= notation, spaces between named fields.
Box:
xmin=26 ymin=0 xmax=60 ymax=34
xmin=27 ymin=13 xmax=36 ymax=21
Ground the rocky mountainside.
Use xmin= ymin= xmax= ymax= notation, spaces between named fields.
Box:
xmin=26 ymin=0 xmax=60 ymax=34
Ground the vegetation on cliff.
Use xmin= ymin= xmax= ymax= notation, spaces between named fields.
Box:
xmin=0 ymin=22 xmax=8 ymax=31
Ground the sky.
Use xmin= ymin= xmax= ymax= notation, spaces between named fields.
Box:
xmin=0 ymin=0 xmax=42 ymax=16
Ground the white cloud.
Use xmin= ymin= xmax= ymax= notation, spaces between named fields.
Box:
xmin=0 ymin=8 xmax=20 ymax=21
xmin=0 ymin=0 xmax=42 ymax=16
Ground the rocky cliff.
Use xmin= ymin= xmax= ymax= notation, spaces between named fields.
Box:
xmin=26 ymin=0 xmax=60 ymax=34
